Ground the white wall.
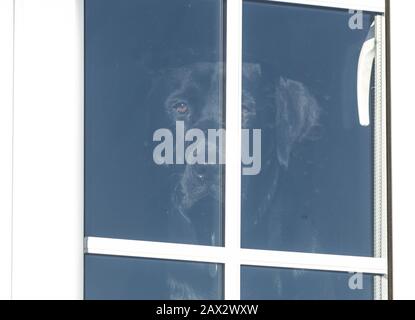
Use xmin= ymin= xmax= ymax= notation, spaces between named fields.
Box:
xmin=0 ymin=0 xmax=14 ymax=300
xmin=12 ymin=0 xmax=83 ymax=299
xmin=389 ymin=0 xmax=415 ymax=300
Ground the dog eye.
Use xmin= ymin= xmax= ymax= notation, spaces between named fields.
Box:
xmin=172 ymin=102 xmax=189 ymax=114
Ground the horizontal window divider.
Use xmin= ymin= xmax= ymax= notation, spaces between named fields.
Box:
xmin=263 ymin=0 xmax=385 ymax=12
xmin=85 ymin=237 xmax=387 ymax=275
xmin=85 ymin=237 xmax=229 ymax=265
xmin=240 ymin=248 xmax=387 ymax=275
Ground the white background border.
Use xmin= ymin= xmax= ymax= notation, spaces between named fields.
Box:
xmin=389 ymin=0 xmax=415 ymax=300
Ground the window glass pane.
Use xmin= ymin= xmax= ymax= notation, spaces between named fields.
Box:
xmin=241 ymin=1 xmax=377 ymax=256
xmin=85 ymin=255 xmax=223 ymax=300
xmin=241 ymin=266 xmax=374 ymax=300
xmin=85 ymin=0 xmax=225 ymax=246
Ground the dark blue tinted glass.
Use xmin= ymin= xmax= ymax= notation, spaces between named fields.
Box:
xmin=241 ymin=266 xmax=374 ymax=300
xmin=85 ymin=0 xmax=225 ymax=246
xmin=241 ymin=2 xmax=376 ymax=256
xmin=85 ymin=255 xmax=223 ymax=300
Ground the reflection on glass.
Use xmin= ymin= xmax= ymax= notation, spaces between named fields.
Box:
xmin=85 ymin=255 xmax=223 ymax=300
xmin=85 ymin=0 xmax=225 ymax=246
xmin=241 ymin=1 xmax=376 ymax=256
xmin=241 ymin=266 xmax=374 ymax=300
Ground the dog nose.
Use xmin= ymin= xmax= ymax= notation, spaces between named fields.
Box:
xmin=172 ymin=102 xmax=189 ymax=114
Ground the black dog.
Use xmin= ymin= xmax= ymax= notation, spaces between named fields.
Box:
xmin=147 ymin=62 xmax=320 ymax=299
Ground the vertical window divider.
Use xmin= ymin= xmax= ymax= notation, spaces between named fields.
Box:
xmin=374 ymin=14 xmax=388 ymax=300
xmin=224 ymin=0 xmax=243 ymax=300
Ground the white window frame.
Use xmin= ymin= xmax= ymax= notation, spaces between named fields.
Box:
xmin=8 ymin=0 xmax=84 ymax=300
xmin=84 ymin=0 xmax=389 ymax=300
xmin=0 ymin=0 xmax=14 ymax=300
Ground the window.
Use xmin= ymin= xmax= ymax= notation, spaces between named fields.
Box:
xmin=84 ymin=0 xmax=388 ymax=300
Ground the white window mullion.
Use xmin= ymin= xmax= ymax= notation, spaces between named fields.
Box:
xmin=240 ymin=248 xmax=387 ymax=275
xmin=224 ymin=0 xmax=243 ymax=300
xmin=86 ymin=237 xmax=229 ymax=264
xmin=373 ymin=14 xmax=389 ymax=300
xmin=85 ymin=237 xmax=387 ymax=276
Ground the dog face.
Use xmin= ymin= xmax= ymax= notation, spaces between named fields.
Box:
xmin=147 ymin=62 xmax=320 ymax=298
xmin=149 ymin=63 xmax=225 ymax=249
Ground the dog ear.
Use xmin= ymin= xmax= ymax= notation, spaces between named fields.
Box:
xmin=275 ymin=77 xmax=320 ymax=168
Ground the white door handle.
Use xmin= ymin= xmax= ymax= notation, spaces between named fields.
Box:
xmin=357 ymin=21 xmax=375 ymax=126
